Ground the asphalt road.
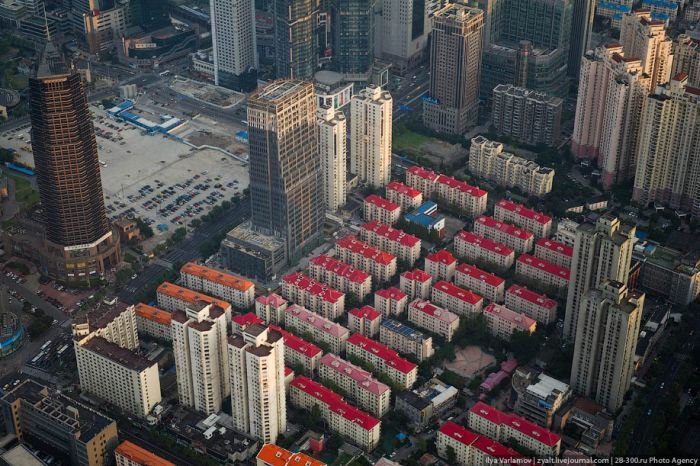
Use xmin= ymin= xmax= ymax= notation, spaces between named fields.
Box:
xmin=118 ymin=196 xmax=250 ymax=303
xmin=0 ymin=276 xmax=64 ymax=322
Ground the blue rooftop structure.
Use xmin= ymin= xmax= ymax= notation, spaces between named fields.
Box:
xmin=381 ymin=319 xmax=430 ymax=342
xmin=404 ymin=201 xmax=445 ymax=231
xmin=597 ymin=1 xmax=632 ymax=12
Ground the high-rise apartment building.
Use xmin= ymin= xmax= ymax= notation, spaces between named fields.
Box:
xmin=28 ymin=43 xmax=120 ymax=283
xmin=570 ymin=281 xmax=644 ymax=412
xmin=171 ymin=302 xmax=230 ymax=415
xmin=619 ymin=10 xmax=673 ymax=91
xmin=350 ymin=85 xmax=393 ymax=188
xmin=568 ymin=0 xmax=595 ymax=77
xmin=317 ymin=105 xmax=347 ymax=211
xmin=481 ymin=0 xmax=572 ymax=99
xmin=491 ymin=84 xmax=563 ymax=146
xmin=331 ymin=0 xmax=375 ymax=76
xmin=380 ymin=0 xmax=431 ymax=74
xmin=563 ymin=215 xmax=635 ymax=341
xmin=247 ymin=80 xmax=324 ymax=261
xmin=210 ymin=0 xmax=258 ymax=91
xmin=632 ymin=75 xmax=700 ymax=218
xmin=423 ymin=4 xmax=484 ymax=134
xmin=274 ymin=0 xmax=318 ymax=79
xmin=228 ymin=324 xmax=286 ymax=443
xmin=672 ymin=34 xmax=700 ymax=87
xmin=571 ymin=45 xmax=651 ymax=189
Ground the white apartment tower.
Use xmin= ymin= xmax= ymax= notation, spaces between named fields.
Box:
xmin=619 ymin=10 xmax=673 ymax=91
xmin=571 ymin=45 xmax=651 ymax=189
xmin=380 ymin=0 xmax=431 ymax=73
xmin=228 ymin=324 xmax=287 ymax=443
xmin=570 ymin=281 xmax=644 ymax=412
xmin=350 ymin=85 xmax=393 ymax=188
xmin=632 ymin=75 xmax=700 ymax=219
xmin=171 ymin=302 xmax=230 ymax=415
xmin=317 ymin=105 xmax=347 ymax=211
xmin=564 ymin=215 xmax=635 ymax=341
xmin=210 ymin=0 xmax=258 ymax=92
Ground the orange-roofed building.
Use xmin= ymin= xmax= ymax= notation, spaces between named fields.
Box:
xmin=180 ymin=262 xmax=255 ymax=309
xmin=156 ymin=282 xmax=232 ymax=314
xmin=135 ymin=303 xmax=173 ymax=341
xmin=256 ymin=443 xmax=326 ymax=466
xmin=115 ymin=440 xmax=175 ymax=466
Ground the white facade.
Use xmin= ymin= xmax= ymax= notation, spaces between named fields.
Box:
xmin=350 ymin=86 xmax=393 ymax=188
xmin=380 ymin=0 xmax=431 ymax=72
xmin=210 ymin=0 xmax=257 ymax=89
xmin=180 ymin=262 xmax=255 ymax=310
xmin=407 ymin=299 xmax=459 ymax=342
xmin=493 ymin=199 xmax=552 ymax=239
xmin=359 ymin=220 xmax=421 ymax=265
xmin=308 ymin=255 xmax=373 ymax=302
xmin=473 ymin=215 xmax=535 ymax=255
xmin=284 ymin=304 xmax=349 ymax=353
xmin=454 ymin=231 xmax=515 ymax=271
xmin=317 ymin=105 xmax=347 ymax=211
xmin=454 ymin=263 xmax=506 ymax=304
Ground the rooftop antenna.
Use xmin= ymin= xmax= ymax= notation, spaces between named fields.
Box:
xmin=43 ymin=3 xmax=51 ymax=42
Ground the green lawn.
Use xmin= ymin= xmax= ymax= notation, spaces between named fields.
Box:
xmin=393 ymin=130 xmax=431 ymax=152
xmin=8 ymin=174 xmax=39 ymax=210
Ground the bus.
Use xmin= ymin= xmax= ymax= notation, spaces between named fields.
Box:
xmin=159 ymin=70 xmax=171 ymax=77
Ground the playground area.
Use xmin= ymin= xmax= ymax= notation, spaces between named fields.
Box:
xmin=442 ymin=345 xmax=497 ymax=379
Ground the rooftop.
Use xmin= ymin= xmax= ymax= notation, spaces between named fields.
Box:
xmin=347 ymin=333 xmax=417 ymax=374
xmin=409 ymin=298 xmax=460 ymax=324
xmin=517 ymin=254 xmax=571 ymax=280
xmin=336 ymin=235 xmax=396 ymax=266
xmin=433 ymin=280 xmax=483 ymax=305
xmin=397 ymin=390 xmax=432 ymax=411
xmin=436 ymin=174 xmax=487 ymax=198
xmin=81 ymin=336 xmax=153 ymax=371
xmin=381 ymin=319 xmax=431 ymax=343
xmin=157 ymin=282 xmax=231 ymax=310
xmin=495 ymin=199 xmax=552 ymax=225
xmin=135 ymin=303 xmax=172 ymax=326
xmin=256 ymin=443 xmax=326 ymax=466
xmin=484 ymin=303 xmax=537 ymax=331
xmin=269 ymin=324 xmax=322 ymax=358
xmin=475 ymin=216 xmax=534 ymax=240
xmin=426 ymin=250 xmax=457 ymax=266
xmin=375 ymin=287 xmax=407 ymax=302
xmin=232 ymin=312 xmax=264 ymax=327
xmin=386 ymin=180 xmax=422 ymax=199
xmin=455 ymin=263 xmax=505 ymax=287
xmin=256 ymin=293 xmax=287 ymax=308
xmin=282 ymin=272 xmax=344 ymax=304
xmin=438 ymin=421 xmax=479 ymax=446
xmin=349 ymin=305 xmax=381 ymax=321
xmin=401 ymin=269 xmax=432 ymax=283
xmin=456 ymin=231 xmax=515 ymax=256
xmin=181 ymin=262 xmax=254 ymax=292
xmin=115 ymin=441 xmax=174 ymax=466
xmin=526 ymin=373 xmax=570 ymax=400
xmin=284 ymin=305 xmax=349 ymax=338
xmin=471 ymin=435 xmax=522 ymax=460
xmin=309 ymin=255 xmax=370 ymax=284
xmin=407 ymin=165 xmax=439 ymax=182
xmin=320 ymin=353 xmax=389 ymax=395
xmin=361 ymin=220 xmax=420 ymax=247
xmin=535 ymin=238 xmax=573 ymax=257
xmin=364 ymin=194 xmax=400 ymax=212
xmin=506 ymin=285 xmax=557 ymax=309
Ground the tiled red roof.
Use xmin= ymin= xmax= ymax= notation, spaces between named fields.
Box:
xmin=506 ymin=285 xmax=557 ymax=309
xmin=256 ymin=293 xmax=287 ymax=308
xmin=361 ymin=220 xmax=420 ymax=247
xmin=471 ymin=435 xmax=522 ymax=460
xmin=290 ymin=376 xmax=380 ymax=430
xmin=364 ymin=194 xmax=400 ymax=212
xmin=535 ymin=238 xmax=573 ymax=257
xmin=517 ymin=254 xmax=570 ymax=280
xmin=455 ymin=263 xmax=505 ymax=288
xmin=386 ymin=180 xmax=422 ymax=199
xmin=232 ymin=312 xmax=264 ymax=327
xmin=282 ymin=272 xmax=345 ymax=303
xmin=283 ymin=305 xmax=349 ymax=338
xmin=475 ymin=216 xmax=534 ymax=240
xmin=409 ymin=298 xmax=459 ymax=324
xmin=483 ymin=303 xmax=537 ymax=331
xmin=470 ymin=401 xmax=509 ymax=425
xmin=336 ymin=235 xmax=396 ymax=266
xmin=284 ymin=367 xmax=294 ymax=377
xmin=407 ymin=165 xmax=439 ymax=182
xmin=496 ymin=199 xmax=552 ymax=225
xmin=320 ymin=353 xmax=389 ymax=395
xmin=401 ymin=269 xmax=432 ymax=283
xmin=438 ymin=421 xmax=479 ymax=446
xmin=348 ymin=305 xmax=381 ymax=321
xmin=347 ymin=333 xmax=417 ymax=374
xmin=375 ymin=287 xmax=407 ymax=301
xmin=456 ymin=231 xmax=514 ymax=256
xmin=433 ymin=280 xmax=483 ymax=305
xmin=503 ymin=413 xmax=561 ymax=447
xmin=436 ymin=174 xmax=487 ymax=198
xmin=425 ymin=250 xmax=457 ymax=266
xmin=269 ymin=324 xmax=323 ymax=358
xmin=309 ymin=255 xmax=371 ymax=284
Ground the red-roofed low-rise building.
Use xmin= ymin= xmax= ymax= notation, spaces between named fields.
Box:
xmin=135 ymin=303 xmax=172 ymax=341
xmin=319 ymin=353 xmax=391 ymax=417
xmin=336 ymin=235 xmax=397 ymax=284
xmin=268 ymin=324 xmax=322 ymax=375
xmin=424 ymin=250 xmax=457 ymax=284
xmin=455 ymin=263 xmax=506 ymax=303
xmin=284 ymin=305 xmax=349 ymax=353
xmin=289 ymin=376 xmax=381 ymax=451
xmin=483 ymin=303 xmax=537 ymax=340
xmin=308 ymin=255 xmax=372 ymax=302
xmin=494 ymin=199 xmax=552 ymax=239
xmin=255 ymin=293 xmax=288 ymax=325
xmin=432 ymin=280 xmax=484 ymax=316
xmin=515 ymin=254 xmax=570 ymax=294
xmin=180 ymin=262 xmax=255 ymax=310
xmin=360 ymin=220 xmax=421 ymax=265
xmin=534 ymin=238 xmax=573 ymax=268
xmin=406 ymin=165 xmax=440 ymax=197
xmin=281 ymin=272 xmax=345 ymax=320
xmin=115 ymin=440 xmax=175 ymax=466
xmin=470 ymin=434 xmax=523 ymax=465
xmin=374 ymin=287 xmax=408 ymax=317
xmin=256 ymin=443 xmax=326 ymax=466
xmin=346 ymin=333 xmax=418 ymax=389
xmin=435 ymin=174 xmax=488 ymax=217
xmin=455 ymin=231 xmax=515 ymax=270
xmin=386 ymin=180 xmax=423 ymax=212
xmin=348 ymin=306 xmax=382 ymax=337
xmin=407 ymin=298 xmax=460 ymax=342
xmin=363 ymin=195 xmax=401 ymax=225
xmin=436 ymin=421 xmax=479 ymax=465
xmin=379 ymin=319 xmax=434 ymax=362
xmin=232 ymin=312 xmax=264 ymax=333
xmin=400 ymin=269 xmax=432 ymax=300
xmin=473 ymin=216 xmax=535 ymax=255
xmin=156 ymin=282 xmax=232 ymax=316
xmin=505 ymin=285 xmax=557 ymax=325
xmin=467 ymin=402 xmax=562 ymax=458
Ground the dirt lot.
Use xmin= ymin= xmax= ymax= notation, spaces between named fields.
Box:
xmin=443 ymin=345 xmax=496 ymax=379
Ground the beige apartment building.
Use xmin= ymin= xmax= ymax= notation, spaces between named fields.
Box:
xmin=363 ymin=195 xmax=401 ymax=225
xmin=424 ymin=250 xmax=457 ymax=284
xmin=494 ymin=199 xmax=552 ymax=239
xmin=346 ymin=333 xmax=418 ymax=389
xmin=431 ymin=280 xmax=484 ymax=316
xmin=620 ymin=10 xmax=673 ymax=90
xmin=374 ymin=287 xmax=408 ymax=317
xmin=350 ymin=86 xmax=393 ymax=188
xmin=281 ymin=272 xmax=345 ymax=320
xmin=534 ymin=238 xmax=573 ymax=268
xmin=505 ymin=284 xmax=558 ymax=325
xmin=405 ymin=166 xmax=488 ymax=217
xmin=455 ymin=231 xmax=515 ymax=270
xmin=268 ymin=324 xmax=322 ymax=375
xmin=255 ymin=293 xmax=288 ymax=325
xmin=359 ymin=220 xmax=421 ymax=266
xmin=407 ymin=299 xmax=460 ymax=342
xmin=135 ymin=303 xmax=172 ymax=341
xmin=491 ymin=84 xmax=563 ymax=146
xmin=386 ymin=181 xmax=423 ymax=212
xmin=473 ymin=215 xmax=535 ymax=255
xmin=454 ymin=263 xmax=506 ymax=303
xmin=180 ymin=262 xmax=255 ymax=310
xmin=308 ymin=255 xmax=372 ymax=302
xmin=380 ymin=319 xmax=434 ymax=362
xmin=284 ymin=304 xmax=349 ymax=353
xmin=400 ymin=269 xmax=432 ymax=300
xmin=483 ymin=303 xmax=537 ymax=340
xmin=672 ymin=34 xmax=700 ymax=87
xmin=317 ymin=105 xmax=347 ymax=211
xmin=516 ymin=254 xmax=570 ymax=293
xmin=348 ymin=305 xmax=382 ymax=338
xmin=336 ymin=235 xmax=397 ymax=284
